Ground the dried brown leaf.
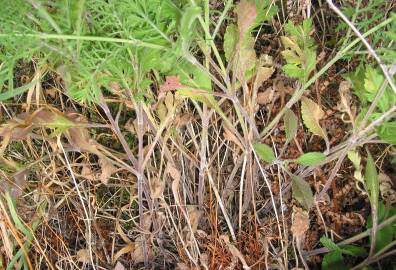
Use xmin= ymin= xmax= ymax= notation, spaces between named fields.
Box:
xmin=224 ymin=126 xmax=243 ymax=149
xmin=301 ymin=97 xmax=327 ymax=140
xmin=114 ymin=261 xmax=126 ymax=270
xmin=187 ymin=205 xmax=202 ymax=233
xmin=236 ymin=0 xmax=257 ymax=39
xmin=379 ymin=173 xmax=396 ymax=205
xmin=76 ymin=249 xmax=90 ymax=263
xmin=256 ymin=87 xmax=277 ymax=105
xmin=159 ymin=76 xmax=184 ymax=92
xmin=167 ymin=163 xmax=181 ymax=204
xmin=132 ymin=235 xmax=153 ymax=263
xmin=113 ymin=244 xmax=134 ymax=263
xmin=291 ymin=206 xmax=310 ymax=239
xmin=150 ymin=177 xmax=165 ymax=199
xmin=98 ymin=157 xmax=117 ymax=185
xmin=254 ymin=67 xmax=275 ymax=90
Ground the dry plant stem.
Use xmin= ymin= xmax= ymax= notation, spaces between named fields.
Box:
xmin=316 ymin=149 xmax=348 ymax=200
xmin=198 ymin=106 xmax=209 ymax=206
xmin=238 ymin=155 xmax=248 ymax=233
xmin=99 ymin=99 xmax=137 ymax=167
xmin=136 ymin=103 xmax=148 ymax=267
xmin=199 ymin=6 xmax=210 ymax=207
xmin=206 ymin=169 xmax=236 ymax=241
xmin=350 ymin=249 xmax=396 ymax=270
xmin=162 ymin=200 xmax=199 ymax=266
xmin=326 ymin=0 xmax=396 ymax=95
xmin=253 ymin=150 xmax=284 ymax=254
xmin=58 ymin=140 xmax=96 ymax=269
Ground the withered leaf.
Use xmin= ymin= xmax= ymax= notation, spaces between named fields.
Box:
xmin=254 ymin=67 xmax=275 ymax=90
xmin=236 ymin=0 xmax=257 ymax=39
xmin=114 ymin=261 xmax=126 ymax=270
xmin=291 ymin=206 xmax=310 ymax=239
xmin=292 ymin=175 xmax=314 ymax=210
xmin=76 ymin=249 xmax=90 ymax=263
xmin=150 ymin=177 xmax=165 ymax=199
xmin=98 ymin=157 xmax=117 ymax=185
xmin=301 ymin=97 xmax=327 ymax=140
xmin=159 ymin=76 xmax=184 ymax=92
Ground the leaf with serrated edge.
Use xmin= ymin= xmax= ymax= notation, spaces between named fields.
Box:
xmin=301 ymin=97 xmax=327 ymax=139
xmin=320 ymin=236 xmax=340 ymax=252
xmin=295 ymin=152 xmax=326 ymax=166
xmin=284 ymin=108 xmax=298 ymax=142
xmin=292 ymin=175 xmax=314 ymax=209
xmin=253 ymin=143 xmax=275 ymax=163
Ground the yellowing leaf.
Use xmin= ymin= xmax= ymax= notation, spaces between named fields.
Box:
xmin=284 ymin=108 xmax=298 ymax=142
xmin=224 ymin=24 xmax=238 ymax=61
xmin=301 ymin=97 xmax=327 ymax=139
xmin=292 ymin=175 xmax=314 ymax=209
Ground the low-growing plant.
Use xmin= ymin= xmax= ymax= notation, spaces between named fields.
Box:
xmin=347 ymin=64 xmax=396 ymax=144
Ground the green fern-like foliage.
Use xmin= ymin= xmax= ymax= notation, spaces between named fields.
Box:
xmin=0 ymin=0 xmax=206 ymax=103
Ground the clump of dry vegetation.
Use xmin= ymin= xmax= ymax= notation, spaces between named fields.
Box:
xmin=0 ymin=0 xmax=396 ymax=269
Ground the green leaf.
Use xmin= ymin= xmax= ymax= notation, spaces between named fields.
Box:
xmin=282 ymin=64 xmax=304 ymax=79
xmin=292 ymin=175 xmax=314 ymax=209
xmin=341 ymin=245 xmax=368 ymax=257
xmin=295 ymin=152 xmax=326 ymax=166
xmin=224 ymin=24 xmax=238 ymax=61
xmin=0 ymin=79 xmax=38 ymax=102
xmin=281 ymin=49 xmax=301 ymax=64
xmin=378 ymin=121 xmax=396 ymax=144
xmin=320 ymin=236 xmax=340 ymax=251
xmin=180 ymin=6 xmax=201 ymax=39
xmin=364 ymin=66 xmax=384 ymax=102
xmin=253 ymin=143 xmax=276 ymax=163
xmin=322 ymin=251 xmax=346 ymax=270
xmin=367 ymin=202 xmax=396 ymax=252
xmin=284 ymin=108 xmax=298 ymax=142
xmin=365 ymin=149 xmax=379 ymax=207
xmin=301 ymin=97 xmax=327 ymax=140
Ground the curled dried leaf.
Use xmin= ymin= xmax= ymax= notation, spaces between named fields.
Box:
xmin=291 ymin=206 xmax=310 ymax=239
xmin=76 ymin=249 xmax=90 ymax=263
xmin=150 ymin=177 xmax=165 ymax=199
xmin=98 ymin=157 xmax=117 ymax=185
xmin=379 ymin=173 xmax=396 ymax=205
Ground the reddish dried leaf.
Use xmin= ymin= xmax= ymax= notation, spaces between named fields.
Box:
xmin=159 ymin=76 xmax=184 ymax=92
xmin=236 ymin=0 xmax=257 ymax=39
